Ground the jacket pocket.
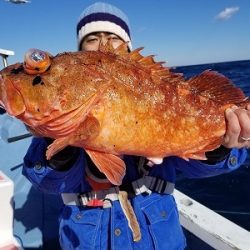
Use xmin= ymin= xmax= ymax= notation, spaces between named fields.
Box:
xmin=141 ymin=195 xmax=186 ymax=250
xmin=59 ymin=206 xmax=103 ymax=250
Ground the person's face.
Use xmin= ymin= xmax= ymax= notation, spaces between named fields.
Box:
xmin=81 ymin=32 xmax=125 ymax=51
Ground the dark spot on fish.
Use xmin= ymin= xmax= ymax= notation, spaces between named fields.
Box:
xmin=11 ymin=65 xmax=24 ymax=74
xmin=37 ymin=108 xmax=40 ymax=112
xmin=0 ymin=107 xmax=6 ymax=114
xmin=97 ymin=59 xmax=102 ymax=66
xmin=32 ymin=76 xmax=42 ymax=86
xmin=113 ymin=145 xmax=116 ymax=148
xmin=35 ymin=67 xmax=40 ymax=71
xmin=136 ymin=121 xmax=138 ymax=124
xmin=41 ymin=81 xmax=44 ymax=85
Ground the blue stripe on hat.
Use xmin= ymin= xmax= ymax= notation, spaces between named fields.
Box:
xmin=76 ymin=12 xmax=131 ymax=38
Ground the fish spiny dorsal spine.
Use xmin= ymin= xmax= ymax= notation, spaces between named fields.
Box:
xmin=98 ymin=40 xmax=115 ymax=53
xmin=112 ymin=44 xmax=167 ymax=80
xmin=113 ymin=42 xmax=130 ymax=56
xmin=125 ymin=47 xmax=181 ymax=82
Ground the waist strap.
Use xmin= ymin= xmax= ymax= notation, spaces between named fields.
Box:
xmin=61 ymin=176 xmax=175 ymax=208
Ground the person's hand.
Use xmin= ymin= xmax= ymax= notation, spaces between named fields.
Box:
xmin=222 ymin=104 xmax=250 ymax=149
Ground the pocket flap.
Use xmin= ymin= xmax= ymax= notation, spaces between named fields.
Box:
xmin=142 ymin=195 xmax=175 ymax=224
xmin=71 ymin=208 xmax=102 ymax=225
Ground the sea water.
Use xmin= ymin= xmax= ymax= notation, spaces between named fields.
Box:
xmin=174 ymin=60 xmax=250 ymax=231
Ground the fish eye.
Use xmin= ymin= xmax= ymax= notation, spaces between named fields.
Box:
xmin=23 ymin=49 xmax=51 ymax=74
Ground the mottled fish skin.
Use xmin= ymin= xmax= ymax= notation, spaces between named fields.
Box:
xmin=0 ymin=44 xmax=249 ymax=184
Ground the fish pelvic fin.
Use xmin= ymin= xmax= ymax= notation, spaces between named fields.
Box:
xmin=46 ymin=137 xmax=69 ymax=160
xmin=85 ymin=149 xmax=126 ymax=185
xmin=188 ymin=70 xmax=248 ymax=105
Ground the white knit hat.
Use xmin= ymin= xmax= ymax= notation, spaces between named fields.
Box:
xmin=77 ymin=2 xmax=132 ymax=51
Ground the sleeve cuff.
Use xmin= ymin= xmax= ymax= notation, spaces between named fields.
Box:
xmin=203 ymin=145 xmax=232 ymax=164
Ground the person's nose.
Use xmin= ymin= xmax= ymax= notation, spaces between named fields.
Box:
xmin=100 ymin=36 xmax=108 ymax=45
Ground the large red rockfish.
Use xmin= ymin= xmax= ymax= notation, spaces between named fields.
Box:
xmin=0 ymin=44 xmax=249 ymax=184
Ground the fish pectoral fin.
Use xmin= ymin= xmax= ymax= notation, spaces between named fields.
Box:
xmin=42 ymin=84 xmax=106 ymax=135
xmin=45 ymin=115 xmax=101 ymax=161
xmin=46 ymin=137 xmax=69 ymax=160
xmin=85 ymin=149 xmax=126 ymax=185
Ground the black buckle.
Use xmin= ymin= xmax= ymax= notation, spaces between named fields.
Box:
xmin=119 ymin=182 xmax=135 ymax=196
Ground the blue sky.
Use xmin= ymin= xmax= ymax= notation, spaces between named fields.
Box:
xmin=0 ymin=0 xmax=250 ymax=67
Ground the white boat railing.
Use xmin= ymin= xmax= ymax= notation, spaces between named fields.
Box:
xmin=174 ymin=189 xmax=250 ymax=250
xmin=0 ymin=48 xmax=14 ymax=68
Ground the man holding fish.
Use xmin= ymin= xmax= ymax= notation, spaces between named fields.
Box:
xmin=14 ymin=2 xmax=250 ymax=249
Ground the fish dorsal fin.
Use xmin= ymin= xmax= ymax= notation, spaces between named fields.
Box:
xmin=126 ymin=47 xmax=184 ymax=83
xmin=138 ymin=55 xmax=155 ymax=66
xmin=114 ymin=42 xmax=130 ymax=56
xmin=188 ymin=70 xmax=247 ymax=104
xmin=98 ymin=40 xmax=115 ymax=53
xmin=85 ymin=149 xmax=126 ymax=185
xmin=151 ymin=65 xmax=184 ymax=84
xmin=129 ymin=47 xmax=144 ymax=61
xmin=128 ymin=47 xmax=158 ymax=68
xmin=124 ymin=47 xmax=173 ymax=82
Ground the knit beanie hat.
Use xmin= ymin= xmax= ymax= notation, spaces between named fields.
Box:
xmin=77 ymin=2 xmax=132 ymax=51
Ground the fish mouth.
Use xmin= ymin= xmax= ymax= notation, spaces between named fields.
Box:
xmin=0 ymin=74 xmax=26 ymax=116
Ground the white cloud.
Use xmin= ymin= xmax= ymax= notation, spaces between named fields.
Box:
xmin=215 ymin=7 xmax=240 ymax=21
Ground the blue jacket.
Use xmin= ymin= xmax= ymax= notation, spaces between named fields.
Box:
xmin=23 ymin=137 xmax=247 ymax=250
